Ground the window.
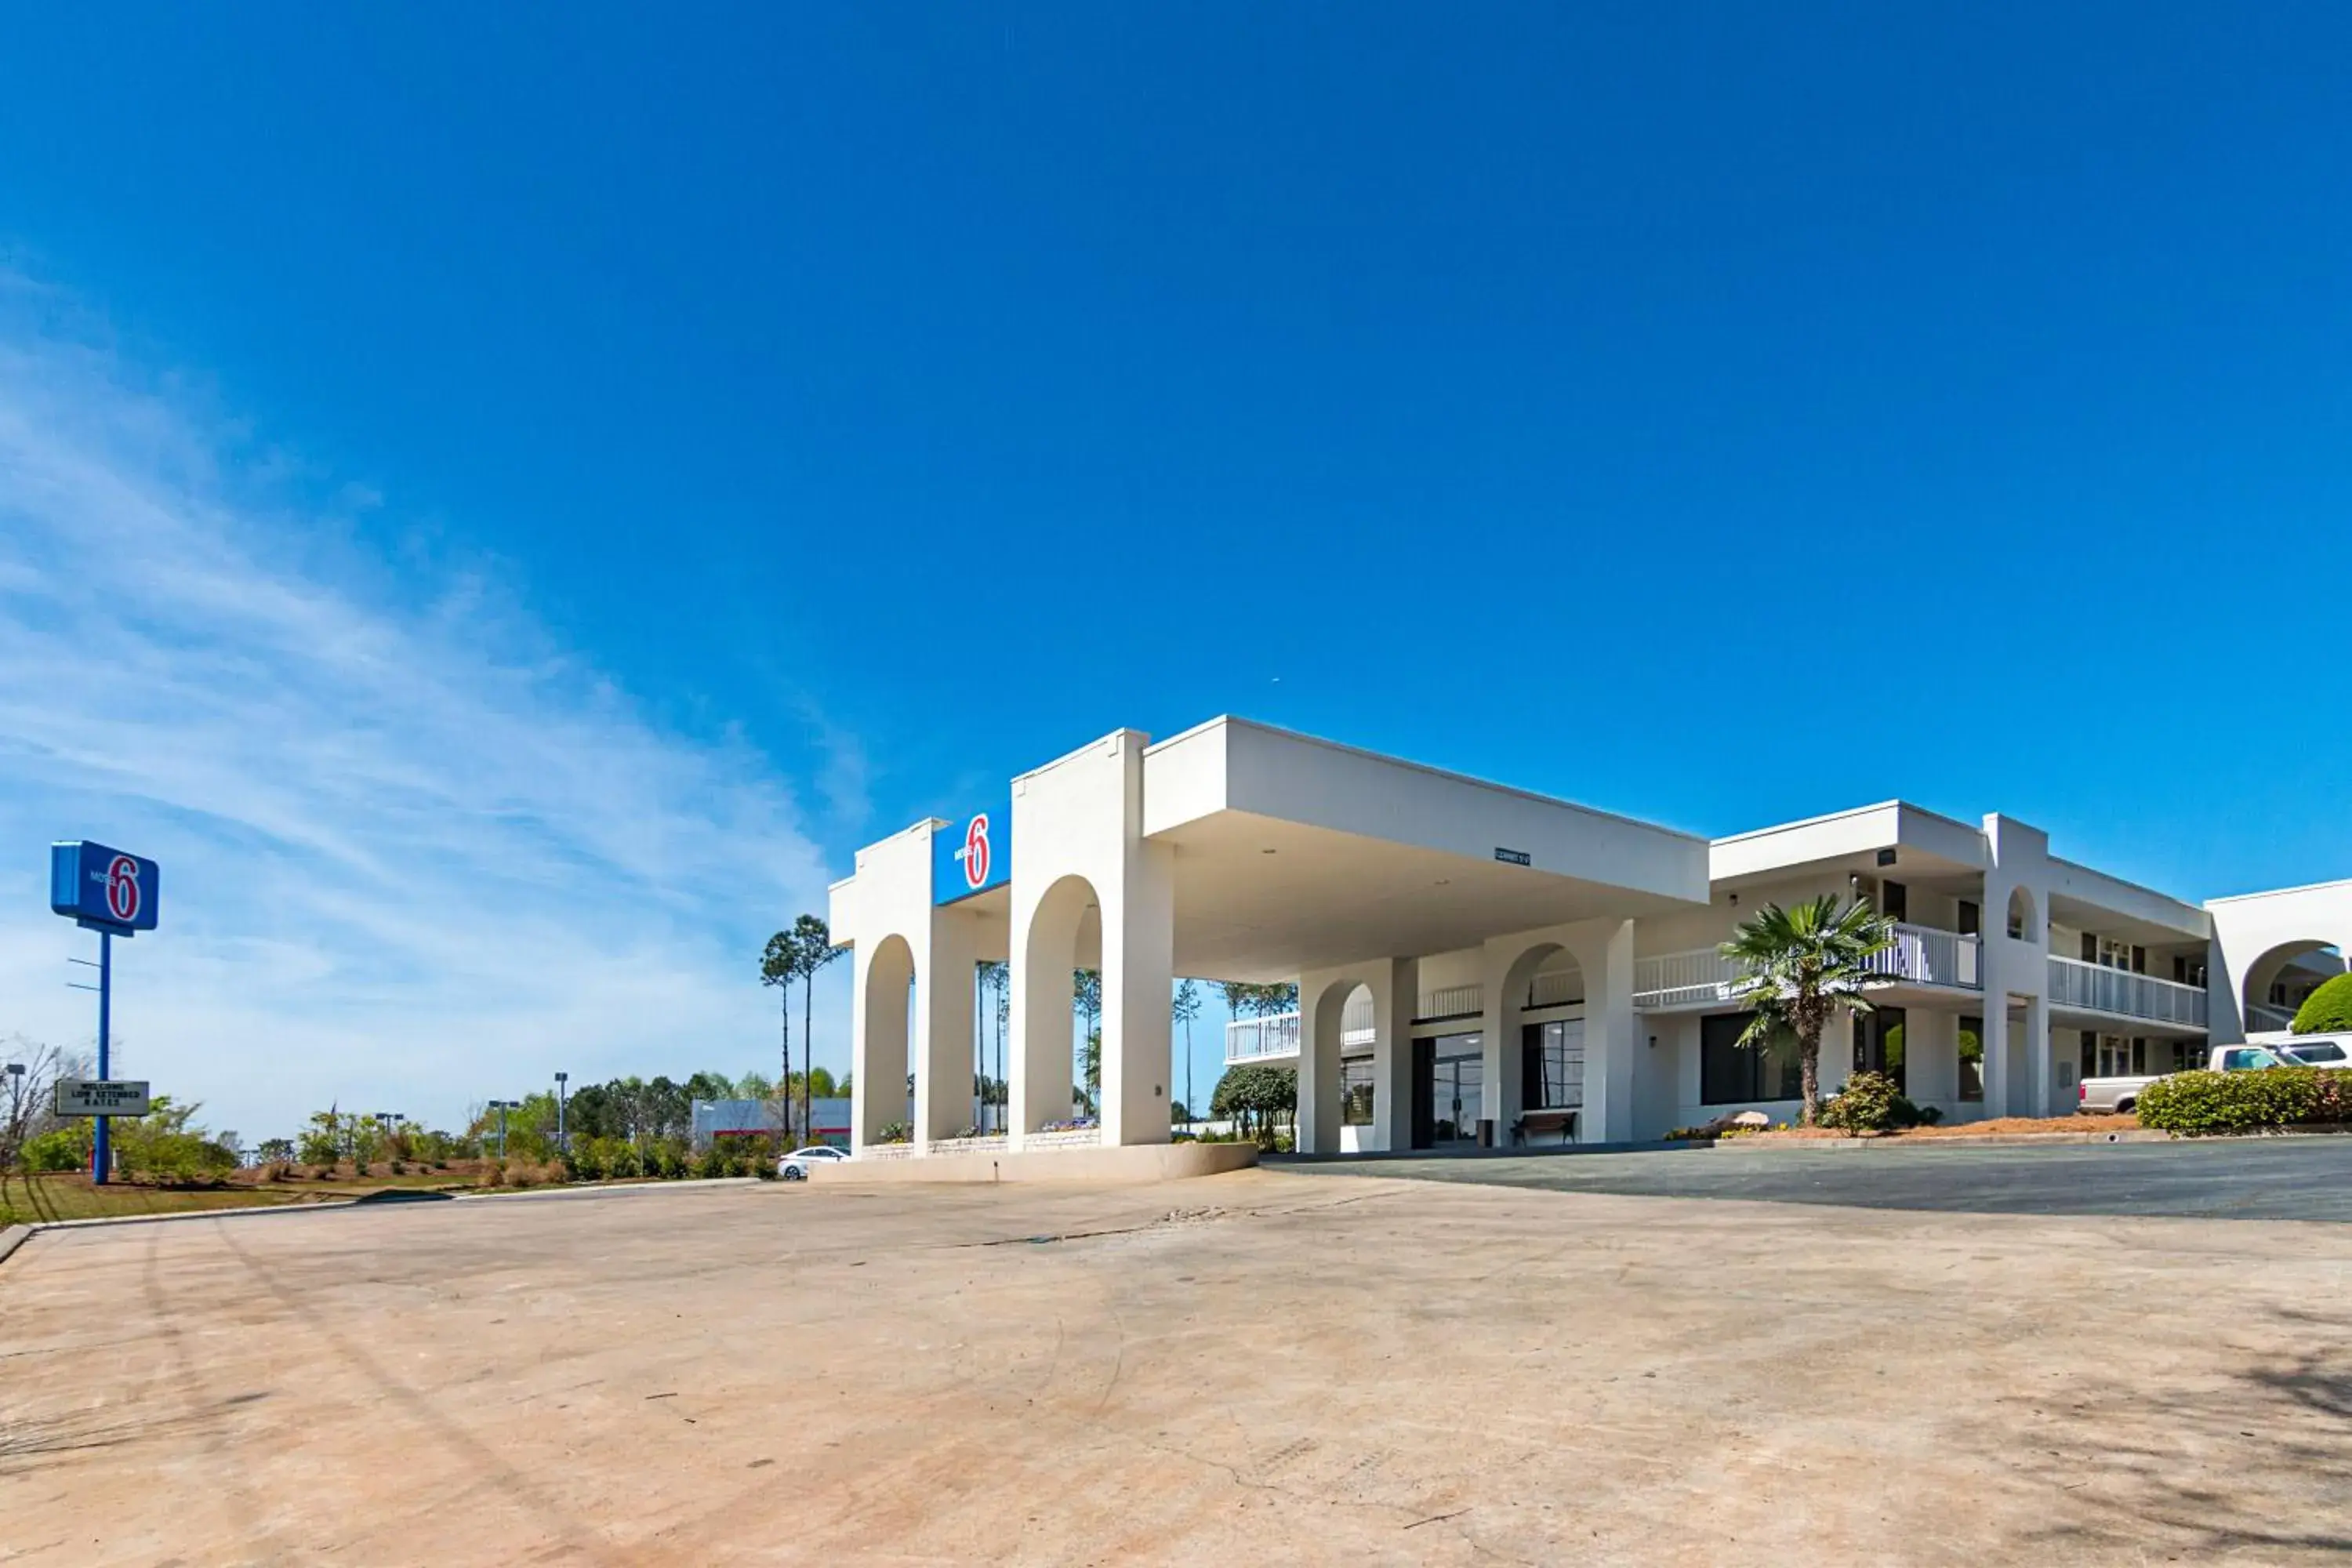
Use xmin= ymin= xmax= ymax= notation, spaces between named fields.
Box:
xmin=1958 ymin=901 xmax=1980 ymax=938
xmin=1882 ymin=880 xmax=1908 ymax=923
xmin=1700 ymin=1012 xmax=1802 ymax=1105
xmin=1341 ymin=1057 xmax=1375 ymax=1126
xmin=1958 ymin=1015 xmax=1984 ymax=1101
xmin=2290 ymin=1042 xmax=2347 ymax=1065
xmin=1522 ymin=1019 xmax=1584 ymax=1110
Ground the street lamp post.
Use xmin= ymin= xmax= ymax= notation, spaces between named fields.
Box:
xmin=488 ymin=1099 xmax=516 ymax=1159
xmin=555 ymin=1073 xmax=568 ymax=1152
xmin=4 ymin=1062 xmax=24 ymax=1138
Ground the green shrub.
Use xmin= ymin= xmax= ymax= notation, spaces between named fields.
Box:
xmin=1817 ymin=1070 xmax=1932 ymax=1133
xmin=2136 ymin=1067 xmax=2347 ymax=1135
xmin=22 ymin=1124 xmax=92 ymax=1172
xmin=2292 ymin=975 xmax=2352 ymax=1035
xmin=652 ymin=1142 xmax=687 ymax=1179
xmin=695 ymin=1144 xmax=729 ymax=1180
xmin=564 ymin=1142 xmax=605 ymax=1182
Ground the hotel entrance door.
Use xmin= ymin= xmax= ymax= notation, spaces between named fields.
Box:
xmin=1410 ymin=1032 xmax=1484 ymax=1149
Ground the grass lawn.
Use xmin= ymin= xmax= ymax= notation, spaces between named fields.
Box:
xmin=0 ymin=1172 xmax=319 ymax=1226
xmin=2 ymin=1160 xmax=739 ymax=1228
xmin=0 ymin=1163 xmax=489 ymax=1227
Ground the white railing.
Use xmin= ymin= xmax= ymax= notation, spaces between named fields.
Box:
xmin=1225 ymin=1012 xmax=1300 ymax=1062
xmin=1527 ymin=969 xmax=1581 ymax=1008
xmin=1223 ymin=972 xmax=1584 ymax=1060
xmin=1881 ymin=924 xmax=1980 ymax=989
xmin=2245 ymin=1001 xmax=2298 ymax=1033
xmin=1417 ymin=983 xmax=1483 ymax=1020
xmin=2046 ymin=955 xmax=2210 ymax=1028
xmin=1632 ymin=923 xmax=1982 ymax=1010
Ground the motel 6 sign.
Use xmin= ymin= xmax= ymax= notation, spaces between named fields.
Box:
xmin=932 ymin=804 xmax=1011 ymax=906
xmin=49 ymin=840 xmax=161 ymax=935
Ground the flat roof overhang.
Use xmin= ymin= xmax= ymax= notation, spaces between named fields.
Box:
xmin=1142 ymin=719 xmax=1711 ymax=981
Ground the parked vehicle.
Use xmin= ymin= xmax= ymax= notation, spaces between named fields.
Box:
xmin=2077 ymin=1044 xmax=2288 ymax=1115
xmin=777 ymin=1145 xmax=851 ymax=1181
xmin=2269 ymin=1033 xmax=2352 ymax=1069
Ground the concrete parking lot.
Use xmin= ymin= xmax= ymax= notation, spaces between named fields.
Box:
xmin=3 ymin=1166 xmax=2349 ymax=1565
xmin=1289 ymin=1134 xmax=2352 ymax=1221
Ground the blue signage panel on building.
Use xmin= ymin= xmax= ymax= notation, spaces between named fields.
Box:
xmin=933 ymin=804 xmax=1011 ymax=905
xmin=49 ymin=841 xmax=161 ymax=934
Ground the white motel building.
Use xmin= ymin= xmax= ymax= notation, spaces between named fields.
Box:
xmin=828 ymin=718 xmax=2352 ymax=1159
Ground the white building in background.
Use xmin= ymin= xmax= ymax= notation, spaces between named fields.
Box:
xmin=826 ymin=718 xmax=2352 ymax=1157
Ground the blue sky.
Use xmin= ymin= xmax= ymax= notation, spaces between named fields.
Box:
xmin=3 ymin=4 xmax=2349 ymax=1137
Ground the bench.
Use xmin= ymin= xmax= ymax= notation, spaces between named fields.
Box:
xmin=1512 ymin=1109 xmax=1577 ymax=1146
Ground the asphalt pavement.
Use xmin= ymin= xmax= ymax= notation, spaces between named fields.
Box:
xmin=1276 ymin=1135 xmax=2352 ymax=1221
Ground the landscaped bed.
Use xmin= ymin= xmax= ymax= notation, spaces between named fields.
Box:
xmin=1744 ymin=1113 xmax=2143 ymax=1141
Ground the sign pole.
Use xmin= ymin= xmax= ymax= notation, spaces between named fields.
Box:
xmin=93 ymin=929 xmax=112 ymax=1185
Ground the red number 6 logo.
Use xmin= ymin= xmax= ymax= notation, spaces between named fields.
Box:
xmin=963 ymin=815 xmax=991 ymax=889
xmin=106 ymin=855 xmax=142 ymax=923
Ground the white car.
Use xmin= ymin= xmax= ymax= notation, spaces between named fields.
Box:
xmin=777 ymin=1145 xmax=850 ymax=1181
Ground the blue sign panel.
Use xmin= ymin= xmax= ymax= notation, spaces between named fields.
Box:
xmin=933 ymin=804 xmax=1011 ymax=905
xmin=49 ymin=841 xmax=160 ymax=934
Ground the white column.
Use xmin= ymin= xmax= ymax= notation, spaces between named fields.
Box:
xmin=1476 ymin=946 xmax=1515 ymax=1148
xmin=1981 ymin=1003 xmax=2010 ymax=1117
xmin=913 ymin=909 xmax=978 ymax=1152
xmin=2025 ymin=995 xmax=2052 ymax=1118
xmin=1584 ymin=920 xmax=1639 ymax=1143
xmin=1372 ymin=959 xmax=1417 ymax=1154
xmin=1102 ymin=839 xmax=1175 ymax=1148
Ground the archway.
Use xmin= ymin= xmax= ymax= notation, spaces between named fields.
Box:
xmin=2005 ymin=887 xmax=2039 ymax=942
xmin=858 ymin=934 xmax=915 ymax=1149
xmin=1499 ymin=944 xmax=1585 ymax=1143
xmin=2241 ymin=941 xmax=2345 ymax=1033
xmin=1301 ymin=978 xmax=1371 ymax=1153
xmin=1020 ymin=873 xmax=1102 ymax=1134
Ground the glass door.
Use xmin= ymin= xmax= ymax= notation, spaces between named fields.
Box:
xmin=1424 ymin=1033 xmax=1483 ymax=1146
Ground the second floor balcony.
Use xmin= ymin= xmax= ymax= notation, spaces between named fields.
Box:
xmin=2046 ymin=955 xmax=2210 ymax=1029
xmin=1633 ymin=922 xmax=1982 ymax=1011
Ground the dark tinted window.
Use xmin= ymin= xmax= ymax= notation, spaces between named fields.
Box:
xmin=1700 ymin=1012 xmax=1802 ymax=1105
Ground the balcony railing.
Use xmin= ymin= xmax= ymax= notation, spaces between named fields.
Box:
xmin=1632 ymin=923 xmax=1982 ymax=1011
xmin=1221 ymin=964 xmax=1661 ymax=1059
xmin=2046 ymin=955 xmax=2209 ymax=1029
xmin=2244 ymin=1002 xmax=2297 ymax=1033
xmin=1225 ymin=1012 xmax=1300 ymax=1062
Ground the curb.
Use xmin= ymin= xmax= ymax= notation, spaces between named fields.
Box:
xmin=0 ymin=1224 xmax=32 ymax=1267
xmin=451 ymin=1177 xmax=762 ymax=1203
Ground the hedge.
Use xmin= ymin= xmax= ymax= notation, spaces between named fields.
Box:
xmin=2291 ymin=974 xmax=2352 ymax=1035
xmin=2136 ymin=1067 xmax=2350 ymax=1135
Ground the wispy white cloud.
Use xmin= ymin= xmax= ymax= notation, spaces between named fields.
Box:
xmin=0 ymin=284 xmax=843 ymax=1138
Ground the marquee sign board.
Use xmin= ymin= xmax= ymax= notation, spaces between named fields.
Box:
xmin=932 ymin=804 xmax=1011 ymax=906
xmin=49 ymin=841 xmax=160 ymax=935
xmin=56 ymin=1080 xmax=153 ymax=1118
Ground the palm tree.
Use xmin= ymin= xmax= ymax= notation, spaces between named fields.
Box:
xmin=1720 ymin=895 xmax=1895 ymax=1124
